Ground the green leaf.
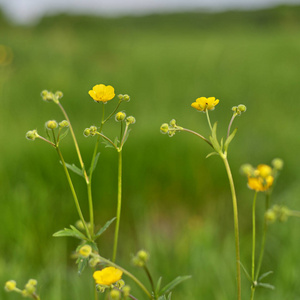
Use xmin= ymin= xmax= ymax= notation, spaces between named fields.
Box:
xmin=122 ymin=128 xmax=132 ymax=145
xmin=95 ymin=217 xmax=116 ymax=239
xmin=206 ymin=152 xmax=219 ymax=159
xmin=53 ymin=226 xmax=87 ymax=240
xmin=155 ymin=277 xmax=162 ymax=296
xmin=114 ymin=136 xmax=120 ymax=147
xmin=88 ymin=152 xmax=100 ymax=174
xmin=167 ymin=292 xmax=172 ymax=300
xmin=62 ymin=162 xmax=84 ymax=178
xmin=77 ymin=257 xmax=88 ymax=275
xmin=159 ymin=275 xmax=191 ymax=296
xmin=59 ymin=128 xmax=69 ymax=141
xmin=158 ymin=296 xmax=166 ymax=300
xmin=257 ymin=283 xmax=275 ymax=290
xmin=209 ymin=122 xmax=221 ymax=152
xmin=102 ymin=139 xmax=114 ymax=148
xmin=224 ymin=128 xmax=238 ymax=152
xmin=258 ymin=271 xmax=273 ymax=282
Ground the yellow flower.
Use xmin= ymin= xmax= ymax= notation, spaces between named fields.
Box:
xmin=93 ymin=267 xmax=123 ymax=286
xmin=247 ymin=164 xmax=274 ymax=192
xmin=88 ymin=84 xmax=115 ymax=102
xmin=191 ymin=97 xmax=219 ymax=112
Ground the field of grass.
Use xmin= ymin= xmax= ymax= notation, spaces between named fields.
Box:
xmin=1 ymin=5 xmax=300 ymax=299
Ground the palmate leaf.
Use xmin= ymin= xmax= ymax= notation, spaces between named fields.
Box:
xmin=95 ymin=217 xmax=116 ymax=240
xmin=159 ymin=275 xmax=191 ymax=296
xmin=53 ymin=225 xmax=88 ymax=240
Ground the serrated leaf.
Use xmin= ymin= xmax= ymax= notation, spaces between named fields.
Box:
xmin=159 ymin=276 xmax=191 ymax=296
xmin=53 ymin=226 xmax=87 ymax=240
xmin=59 ymin=128 xmax=69 ymax=141
xmin=155 ymin=277 xmax=162 ymax=296
xmin=77 ymin=257 xmax=88 ymax=275
xmin=257 ymin=283 xmax=275 ymax=290
xmin=62 ymin=162 xmax=84 ymax=177
xmin=95 ymin=217 xmax=116 ymax=239
xmin=239 ymin=261 xmax=252 ymax=282
xmin=224 ymin=128 xmax=238 ymax=151
xmin=88 ymin=152 xmax=100 ymax=174
xmin=206 ymin=152 xmax=219 ymax=159
xmin=258 ymin=271 xmax=273 ymax=281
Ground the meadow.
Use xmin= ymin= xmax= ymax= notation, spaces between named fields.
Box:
xmin=0 ymin=5 xmax=300 ymax=299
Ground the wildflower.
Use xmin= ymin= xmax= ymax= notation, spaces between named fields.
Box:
xmin=5 ymin=280 xmax=16 ymax=292
xmin=247 ymin=164 xmax=274 ymax=192
xmin=88 ymin=84 xmax=115 ymax=102
xmin=93 ymin=267 xmax=123 ymax=286
xmin=79 ymin=245 xmax=92 ymax=257
xmin=191 ymin=97 xmax=219 ymax=112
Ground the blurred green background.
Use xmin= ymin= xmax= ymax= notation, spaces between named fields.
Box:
xmin=1 ymin=5 xmax=300 ymax=299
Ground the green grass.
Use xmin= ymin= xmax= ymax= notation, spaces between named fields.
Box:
xmin=1 ymin=5 xmax=300 ymax=299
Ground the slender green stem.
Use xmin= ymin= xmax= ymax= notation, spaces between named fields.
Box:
xmin=255 ymin=193 xmax=270 ymax=281
xmin=252 ymin=192 xmax=258 ymax=282
xmin=103 ymin=100 xmax=122 ymax=124
xmin=98 ymin=256 xmax=153 ymax=299
xmin=205 ymin=109 xmax=213 ymax=131
xmin=143 ymin=265 xmax=155 ymax=296
xmin=227 ymin=113 xmax=237 ymax=139
xmin=250 ymin=286 xmax=255 ymax=300
xmin=57 ymin=102 xmax=89 ymax=183
xmin=222 ymin=156 xmax=241 ymax=300
xmin=95 ymin=132 xmax=118 ymax=150
xmin=37 ymin=136 xmax=56 ymax=148
xmin=56 ymin=147 xmax=91 ymax=240
xmin=181 ymin=128 xmax=213 ymax=148
xmin=112 ymin=150 xmax=122 ymax=262
xmin=120 ymin=124 xmax=129 ymax=150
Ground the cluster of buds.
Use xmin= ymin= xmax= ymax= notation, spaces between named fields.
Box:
xmin=160 ymin=119 xmax=182 ymax=137
xmin=26 ymin=129 xmax=39 ymax=141
xmin=265 ymin=205 xmax=292 ymax=223
xmin=132 ymin=250 xmax=149 ymax=267
xmin=5 ymin=279 xmax=39 ymax=299
xmin=41 ymin=90 xmax=63 ymax=104
xmin=232 ymin=104 xmax=247 ymax=116
xmin=240 ymin=158 xmax=283 ymax=192
xmin=83 ymin=125 xmax=98 ymax=137
xmin=126 ymin=116 xmax=136 ymax=125
xmin=117 ymin=94 xmax=130 ymax=102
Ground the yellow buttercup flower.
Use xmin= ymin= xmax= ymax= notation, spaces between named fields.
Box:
xmin=93 ymin=267 xmax=123 ymax=286
xmin=247 ymin=164 xmax=274 ymax=192
xmin=88 ymin=84 xmax=115 ymax=102
xmin=191 ymin=97 xmax=219 ymax=112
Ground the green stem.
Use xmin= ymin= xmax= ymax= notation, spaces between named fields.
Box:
xmin=227 ymin=113 xmax=237 ymax=139
xmin=98 ymin=256 xmax=153 ymax=299
xmin=103 ymin=100 xmax=122 ymax=124
xmin=37 ymin=135 xmax=56 ymax=148
xmin=181 ymin=128 xmax=213 ymax=148
xmin=95 ymin=132 xmax=118 ymax=151
xmin=112 ymin=150 xmax=122 ymax=262
xmin=56 ymin=147 xmax=91 ymax=240
xmin=250 ymin=286 xmax=255 ymax=300
xmin=222 ymin=156 xmax=241 ymax=300
xmin=252 ymin=192 xmax=258 ymax=282
xmin=57 ymin=102 xmax=89 ymax=183
xmin=205 ymin=109 xmax=213 ymax=131
xmin=143 ymin=265 xmax=155 ymax=296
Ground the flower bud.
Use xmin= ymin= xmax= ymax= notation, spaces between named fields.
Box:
xmin=168 ymin=129 xmax=176 ymax=137
xmin=160 ymin=123 xmax=169 ymax=134
xmin=79 ymin=245 xmax=92 ymax=257
xmin=123 ymin=94 xmax=130 ymax=102
xmin=5 ymin=280 xmax=16 ymax=292
xmin=265 ymin=209 xmax=276 ymax=223
xmin=41 ymin=90 xmax=54 ymax=102
xmin=231 ymin=106 xmax=238 ymax=112
xmin=27 ymin=279 xmax=37 ymax=286
xmin=272 ymin=158 xmax=284 ymax=171
xmin=22 ymin=289 xmax=30 ymax=297
xmin=89 ymin=256 xmax=101 ymax=268
xmin=110 ymin=289 xmax=121 ymax=300
xmin=169 ymin=119 xmax=176 ymax=128
xmin=237 ymin=104 xmax=247 ymax=112
xmin=59 ymin=120 xmax=69 ymax=128
xmin=122 ymin=285 xmax=131 ymax=297
xmin=115 ymin=112 xmax=126 ymax=122
xmin=116 ymin=279 xmax=125 ymax=289
xmin=137 ymin=250 xmax=149 ymax=263
xmin=45 ymin=120 xmax=58 ymax=130
xmin=55 ymin=91 xmax=63 ymax=99
xmin=83 ymin=128 xmax=91 ymax=137
xmin=126 ymin=116 xmax=136 ymax=125
xmin=25 ymin=282 xmax=36 ymax=294
xmin=26 ymin=130 xmax=39 ymax=141
xmin=96 ymin=284 xmax=106 ymax=293
xmin=75 ymin=220 xmax=85 ymax=230
xmin=240 ymin=164 xmax=254 ymax=176
xmin=118 ymin=94 xmax=124 ymax=100
xmin=89 ymin=126 xmax=98 ymax=136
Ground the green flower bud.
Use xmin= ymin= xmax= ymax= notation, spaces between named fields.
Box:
xmin=115 ymin=111 xmax=126 ymax=122
xmin=232 ymin=106 xmax=238 ymax=112
xmin=41 ymin=90 xmax=54 ymax=102
xmin=237 ymin=104 xmax=247 ymax=112
xmin=123 ymin=94 xmax=130 ymax=102
xmin=83 ymin=128 xmax=91 ymax=137
xmin=265 ymin=209 xmax=276 ymax=223
xmin=89 ymin=256 xmax=101 ymax=268
xmin=26 ymin=130 xmax=39 ymax=141
xmin=118 ymin=94 xmax=124 ymax=100
xmin=25 ymin=282 xmax=36 ymax=294
xmin=5 ymin=280 xmax=16 ymax=292
xmin=110 ymin=289 xmax=121 ymax=300
xmin=27 ymin=279 xmax=37 ymax=287
xmin=169 ymin=119 xmax=176 ymax=128
xmin=79 ymin=245 xmax=92 ymax=257
xmin=45 ymin=120 xmax=58 ymax=130
xmin=89 ymin=126 xmax=98 ymax=136
xmin=22 ymin=289 xmax=30 ymax=297
xmin=96 ymin=284 xmax=106 ymax=293
xmin=240 ymin=164 xmax=254 ymax=176
xmin=59 ymin=120 xmax=69 ymax=128
xmin=116 ymin=279 xmax=125 ymax=289
xmin=122 ymin=285 xmax=131 ymax=297
xmin=126 ymin=116 xmax=136 ymax=125
xmin=168 ymin=129 xmax=176 ymax=137
xmin=75 ymin=220 xmax=85 ymax=230
xmin=137 ymin=250 xmax=149 ymax=263
xmin=160 ymin=123 xmax=169 ymax=134
xmin=55 ymin=91 xmax=63 ymax=99
xmin=272 ymin=158 xmax=284 ymax=171
xmin=279 ymin=206 xmax=289 ymax=222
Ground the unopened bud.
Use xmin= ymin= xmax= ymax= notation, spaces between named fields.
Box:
xmin=89 ymin=126 xmax=98 ymax=136
xmin=27 ymin=279 xmax=37 ymax=287
xmin=137 ymin=250 xmax=149 ymax=263
xmin=240 ymin=164 xmax=254 ymax=176
xmin=169 ymin=119 xmax=176 ymax=128
xmin=232 ymin=106 xmax=238 ymax=112
xmin=41 ymin=90 xmax=54 ymax=102
xmin=26 ymin=130 xmax=39 ymax=141
xmin=115 ymin=112 xmax=126 ymax=122
xmin=123 ymin=94 xmax=130 ymax=102
xmin=265 ymin=209 xmax=276 ymax=223
xmin=5 ymin=280 xmax=16 ymax=292
xmin=55 ymin=91 xmax=63 ymax=99
xmin=122 ymin=285 xmax=131 ymax=297
xmin=126 ymin=116 xmax=136 ymax=125
xmin=237 ymin=104 xmax=247 ymax=112
xmin=25 ymin=282 xmax=36 ymax=294
xmin=110 ymin=289 xmax=121 ymax=300
xmin=59 ymin=120 xmax=69 ymax=128
xmin=118 ymin=94 xmax=124 ymax=100
xmin=83 ymin=128 xmax=91 ymax=137
xmin=79 ymin=245 xmax=92 ymax=257
xmin=160 ymin=123 xmax=169 ymax=134
xmin=272 ymin=158 xmax=284 ymax=171
xmin=96 ymin=285 xmax=106 ymax=293
xmin=89 ymin=256 xmax=101 ymax=268
xmin=45 ymin=120 xmax=58 ymax=130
